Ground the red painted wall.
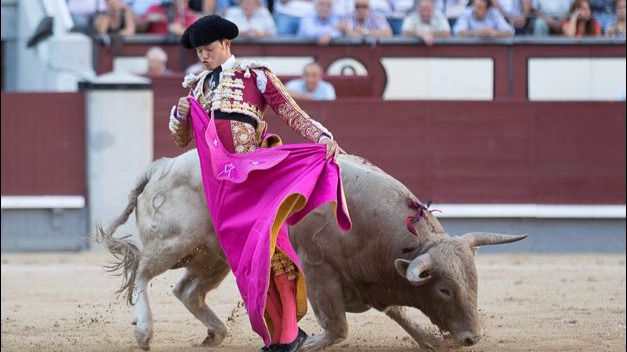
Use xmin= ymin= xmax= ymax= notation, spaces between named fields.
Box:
xmin=2 ymin=90 xmax=624 ymax=205
xmin=1 ymin=92 xmax=86 ymax=196
xmin=151 ymin=89 xmax=626 ymax=204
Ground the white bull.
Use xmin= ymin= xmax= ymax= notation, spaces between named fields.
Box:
xmin=98 ymin=150 xmax=526 ymax=351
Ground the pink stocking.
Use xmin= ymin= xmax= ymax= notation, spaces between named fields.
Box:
xmin=266 ymin=280 xmax=283 ymax=343
xmin=273 ymin=273 xmax=298 ymax=343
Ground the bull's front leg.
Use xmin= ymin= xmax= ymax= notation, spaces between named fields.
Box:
xmin=384 ymin=306 xmax=447 ymax=351
xmin=300 ymin=265 xmax=349 ymax=352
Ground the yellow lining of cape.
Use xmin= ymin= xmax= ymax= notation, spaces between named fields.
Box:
xmin=267 ymin=193 xmax=308 ymax=330
xmin=263 ymin=158 xmax=350 ymax=338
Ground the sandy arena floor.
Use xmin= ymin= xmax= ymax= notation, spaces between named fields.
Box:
xmin=1 ymin=251 xmax=625 ymax=352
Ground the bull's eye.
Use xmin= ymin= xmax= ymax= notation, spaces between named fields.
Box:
xmin=419 ymin=270 xmax=431 ymax=279
xmin=439 ymin=288 xmax=451 ymax=297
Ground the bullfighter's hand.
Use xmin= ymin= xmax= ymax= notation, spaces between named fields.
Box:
xmin=176 ymin=96 xmax=190 ymax=120
xmin=322 ymin=138 xmax=340 ymax=159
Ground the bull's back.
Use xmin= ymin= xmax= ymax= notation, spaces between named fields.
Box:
xmin=290 ymin=155 xmax=418 ymax=274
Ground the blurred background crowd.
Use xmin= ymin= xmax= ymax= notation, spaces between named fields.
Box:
xmin=70 ymin=0 xmax=626 ymax=43
xmin=64 ymin=0 xmax=626 ymax=99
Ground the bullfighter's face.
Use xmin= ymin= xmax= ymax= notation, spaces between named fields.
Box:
xmin=195 ymin=40 xmax=232 ymax=71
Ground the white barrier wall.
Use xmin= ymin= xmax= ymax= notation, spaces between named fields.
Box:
xmin=113 ymin=55 xmax=315 ymax=76
xmin=528 ymin=58 xmax=627 ymax=101
xmin=83 ymin=72 xmax=153 ymax=248
xmin=381 ymin=57 xmax=494 ymax=100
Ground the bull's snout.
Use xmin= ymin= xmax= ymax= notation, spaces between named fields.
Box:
xmin=456 ymin=331 xmax=481 ymax=346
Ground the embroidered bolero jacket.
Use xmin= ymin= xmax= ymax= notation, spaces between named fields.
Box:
xmin=172 ymin=59 xmax=333 ymax=148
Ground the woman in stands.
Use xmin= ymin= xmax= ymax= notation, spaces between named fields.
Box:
xmin=93 ymin=0 xmax=136 ymax=36
xmin=561 ymin=0 xmax=602 ymax=37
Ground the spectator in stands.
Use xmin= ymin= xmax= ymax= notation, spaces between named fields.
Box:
xmin=297 ymin=0 xmax=341 ymax=44
xmin=605 ymin=0 xmax=626 ymax=35
xmin=225 ymin=0 xmax=277 ymax=37
xmin=492 ymin=0 xmax=532 ymax=34
xmin=130 ymin=0 xmax=160 ymax=16
xmin=338 ymin=0 xmax=393 ymax=38
xmin=434 ymin=0 xmax=468 ymax=28
xmin=529 ymin=0 xmax=571 ymax=36
xmin=453 ymin=0 xmax=515 ymax=37
xmin=589 ymin=0 xmax=616 ymax=30
xmin=387 ymin=0 xmax=415 ymax=34
xmin=561 ymin=0 xmax=602 ymax=36
xmin=93 ymin=0 xmax=136 ymax=36
xmin=146 ymin=46 xmax=169 ymax=74
xmin=286 ymin=62 xmax=336 ymax=100
xmin=402 ymin=0 xmax=451 ymax=45
xmin=333 ymin=0 xmax=409 ymax=34
xmin=67 ymin=0 xmax=107 ymax=33
xmin=274 ymin=0 xmax=315 ymax=35
xmin=189 ymin=0 xmax=219 ymax=15
xmin=209 ymin=0 xmax=269 ymax=16
xmin=139 ymin=0 xmax=198 ymax=35
xmin=333 ymin=0 xmax=356 ymax=18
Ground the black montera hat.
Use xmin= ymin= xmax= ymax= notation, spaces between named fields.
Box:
xmin=181 ymin=15 xmax=239 ymax=49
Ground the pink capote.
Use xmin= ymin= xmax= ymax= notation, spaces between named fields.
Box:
xmin=188 ymin=98 xmax=351 ymax=345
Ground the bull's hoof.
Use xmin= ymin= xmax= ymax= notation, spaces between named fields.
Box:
xmin=301 ymin=333 xmax=346 ymax=352
xmin=201 ymin=328 xmax=226 ymax=347
xmin=417 ymin=341 xmax=436 ymax=352
xmin=134 ymin=326 xmax=152 ymax=351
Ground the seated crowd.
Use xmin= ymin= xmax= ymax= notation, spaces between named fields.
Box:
xmin=69 ymin=0 xmax=626 ymax=40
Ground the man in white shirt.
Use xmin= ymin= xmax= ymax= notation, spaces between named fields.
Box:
xmin=402 ymin=0 xmax=451 ymax=45
xmin=530 ymin=0 xmax=572 ymax=35
xmin=286 ymin=63 xmax=336 ymax=100
xmin=225 ymin=0 xmax=277 ymax=37
xmin=273 ymin=0 xmax=315 ymax=35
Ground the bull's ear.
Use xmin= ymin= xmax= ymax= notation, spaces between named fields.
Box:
xmin=394 ymin=259 xmax=411 ymax=278
xmin=394 ymin=254 xmax=433 ymax=286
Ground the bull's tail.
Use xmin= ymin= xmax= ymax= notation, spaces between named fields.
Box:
xmin=97 ymin=224 xmax=141 ymax=305
xmin=96 ymin=159 xmax=164 ymax=305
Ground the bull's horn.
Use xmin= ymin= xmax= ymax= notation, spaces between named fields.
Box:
xmin=461 ymin=233 xmax=527 ymax=247
xmin=394 ymin=253 xmax=433 ymax=286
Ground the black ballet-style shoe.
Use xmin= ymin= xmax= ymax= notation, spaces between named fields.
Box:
xmin=269 ymin=328 xmax=308 ymax=352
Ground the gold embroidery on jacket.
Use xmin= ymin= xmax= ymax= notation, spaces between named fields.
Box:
xmin=271 ymin=250 xmax=297 ymax=280
xmin=213 ymin=100 xmax=263 ymax=121
xmin=265 ymin=70 xmax=324 ymax=142
xmin=230 ymin=121 xmax=258 ymax=153
xmin=173 ymin=120 xmax=192 ymax=148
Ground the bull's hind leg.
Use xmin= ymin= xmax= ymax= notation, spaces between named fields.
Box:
xmin=172 ymin=255 xmax=231 ymax=346
xmin=300 ymin=266 xmax=349 ymax=352
xmin=132 ymin=255 xmax=179 ymax=350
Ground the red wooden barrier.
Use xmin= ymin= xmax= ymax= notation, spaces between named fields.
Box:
xmin=150 ymin=86 xmax=625 ymax=204
xmin=1 ymin=92 xmax=86 ymax=196
xmin=2 ymin=90 xmax=624 ymax=205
